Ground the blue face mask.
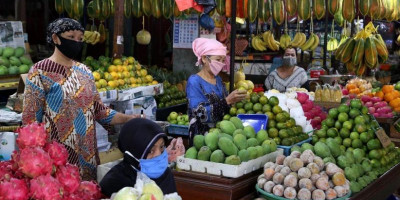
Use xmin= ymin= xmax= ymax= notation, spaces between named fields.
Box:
xmin=139 ymin=150 xmax=168 ymax=179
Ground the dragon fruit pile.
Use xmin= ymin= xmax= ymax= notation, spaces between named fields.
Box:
xmin=297 ymin=92 xmax=327 ymax=130
xmin=360 ymin=95 xmax=394 ymax=118
xmin=0 ymin=122 xmax=102 ymax=200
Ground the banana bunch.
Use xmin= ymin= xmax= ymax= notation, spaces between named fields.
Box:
xmin=300 ymin=33 xmax=319 ymax=51
xmin=83 ymin=31 xmax=101 ymax=45
xmin=279 ymin=33 xmax=292 ymax=49
xmin=290 ymin=32 xmax=307 ymax=48
xmin=251 ymin=35 xmax=268 ymax=51
xmin=327 ymin=37 xmax=338 ymax=51
xmin=263 ymin=31 xmax=280 ymax=51
xmin=338 ymin=34 xmax=349 ymax=47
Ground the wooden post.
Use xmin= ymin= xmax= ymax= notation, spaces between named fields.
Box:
xmin=112 ymin=0 xmax=124 ymax=58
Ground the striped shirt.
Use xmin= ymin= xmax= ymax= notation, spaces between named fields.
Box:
xmin=265 ymin=66 xmax=308 ymax=92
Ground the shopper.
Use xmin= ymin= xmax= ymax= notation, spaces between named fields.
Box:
xmin=264 ymin=48 xmax=308 ymax=92
xmin=100 ymin=118 xmax=176 ymax=197
xmin=22 ymin=18 xmax=141 ymax=180
xmin=186 ymin=38 xmax=246 ymax=144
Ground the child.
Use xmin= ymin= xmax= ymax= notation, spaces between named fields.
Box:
xmin=100 ymin=118 xmax=177 ymax=197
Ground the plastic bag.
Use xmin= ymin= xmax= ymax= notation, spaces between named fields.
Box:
xmin=321 ymin=84 xmax=330 ymax=102
xmin=199 ymin=14 xmax=215 ymax=30
xmin=166 ymin=137 xmax=186 ymax=163
xmin=164 ymin=193 xmax=183 ymax=200
xmin=314 ymin=83 xmax=322 ymax=102
xmin=333 ymin=82 xmax=342 ymax=103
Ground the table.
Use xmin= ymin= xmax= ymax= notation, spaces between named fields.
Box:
xmin=173 ymin=169 xmax=262 ymax=200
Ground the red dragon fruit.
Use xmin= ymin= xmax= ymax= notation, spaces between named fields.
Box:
xmin=44 ymin=141 xmax=68 ymax=166
xmin=63 ymin=193 xmax=84 ymax=200
xmin=76 ymin=181 xmax=102 ymax=200
xmin=29 ymin=174 xmax=64 ymax=200
xmin=55 ymin=164 xmax=81 ymax=194
xmin=16 ymin=122 xmax=47 ymax=149
xmin=0 ymin=161 xmax=13 ymax=181
xmin=17 ymin=147 xmax=53 ymax=178
xmin=0 ymin=178 xmax=29 ymax=200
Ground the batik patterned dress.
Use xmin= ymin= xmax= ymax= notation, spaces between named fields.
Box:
xmin=186 ymin=74 xmax=230 ymax=144
xmin=22 ymin=59 xmax=116 ymax=181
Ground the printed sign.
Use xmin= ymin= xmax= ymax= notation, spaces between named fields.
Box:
xmin=173 ymin=14 xmax=199 ymax=49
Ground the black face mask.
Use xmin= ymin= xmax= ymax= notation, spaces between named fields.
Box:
xmin=55 ymin=34 xmax=83 ymax=60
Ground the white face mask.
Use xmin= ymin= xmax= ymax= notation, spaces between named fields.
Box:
xmin=282 ymin=56 xmax=297 ymax=67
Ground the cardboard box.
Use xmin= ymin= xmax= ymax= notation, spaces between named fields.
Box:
xmin=111 ymin=96 xmax=157 ymax=121
xmin=98 ymin=90 xmax=118 ymax=103
xmin=98 ymin=147 xmax=123 ymax=164
xmin=117 ymin=84 xmax=164 ymax=101
xmin=6 ymin=74 xmax=27 ymax=113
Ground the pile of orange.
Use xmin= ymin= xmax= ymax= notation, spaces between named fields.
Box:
xmin=346 ymin=78 xmax=372 ymax=97
xmin=376 ymin=85 xmax=400 ymax=112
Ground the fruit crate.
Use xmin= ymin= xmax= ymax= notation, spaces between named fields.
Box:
xmin=167 ymin=124 xmax=189 ymax=136
xmin=176 ymin=149 xmax=283 ymax=178
xmin=155 ymin=103 xmax=187 ymax=121
xmin=277 ymin=137 xmax=312 ymax=156
xmin=237 ymin=114 xmax=268 ymax=133
xmin=255 ymin=185 xmax=351 ymax=200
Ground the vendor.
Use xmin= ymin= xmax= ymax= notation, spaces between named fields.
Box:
xmin=265 ymin=48 xmax=308 ymax=92
xmin=22 ymin=18 xmax=142 ymax=180
xmin=186 ymin=38 xmax=246 ymax=143
xmin=100 ymin=118 xmax=176 ymax=197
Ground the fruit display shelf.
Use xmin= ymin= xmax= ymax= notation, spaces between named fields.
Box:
xmin=98 ymin=83 xmax=164 ymax=103
xmin=255 ymin=185 xmax=352 ymax=200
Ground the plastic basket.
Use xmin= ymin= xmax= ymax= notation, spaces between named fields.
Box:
xmin=277 ymin=137 xmax=312 ymax=156
xmin=167 ymin=124 xmax=189 ymax=136
xmin=255 ymin=185 xmax=351 ymax=200
xmin=237 ymin=114 xmax=268 ymax=133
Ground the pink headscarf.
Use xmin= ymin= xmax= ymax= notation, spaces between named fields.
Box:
xmin=192 ymin=38 xmax=227 ymax=66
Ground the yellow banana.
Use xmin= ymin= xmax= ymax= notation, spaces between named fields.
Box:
xmin=290 ymin=32 xmax=302 ymax=47
xmin=310 ymin=34 xmax=320 ymax=51
xmin=300 ymin=34 xmax=315 ymax=51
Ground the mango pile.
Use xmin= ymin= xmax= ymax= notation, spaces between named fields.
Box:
xmin=0 ymin=47 xmax=33 ymax=76
xmin=258 ymin=150 xmax=351 ymax=199
xmin=228 ymin=92 xmax=310 ymax=146
xmin=185 ymin=117 xmax=278 ymax=165
xmin=291 ymin=99 xmax=400 ymax=193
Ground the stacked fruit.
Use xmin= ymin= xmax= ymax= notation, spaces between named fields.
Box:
xmin=0 ymin=47 xmax=33 ymax=76
xmin=233 ymin=65 xmax=255 ymax=97
xmin=167 ymin=111 xmax=189 ymax=126
xmin=257 ymin=150 xmax=351 ymax=199
xmin=374 ymin=85 xmax=400 ymax=113
xmin=359 ymin=95 xmax=395 ymax=118
xmin=86 ymin=56 xmax=157 ymax=91
xmin=185 ymin=117 xmax=278 ymax=165
xmin=0 ymin=122 xmax=102 ymax=199
xmin=83 ymin=31 xmax=101 ymax=45
xmin=335 ymin=22 xmax=389 ymax=76
xmin=305 ymin=99 xmax=400 ymax=193
xmin=297 ymin=92 xmax=327 ymax=130
xmin=343 ymin=78 xmax=372 ymax=97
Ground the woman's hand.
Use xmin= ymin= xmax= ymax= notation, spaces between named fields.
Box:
xmin=225 ymin=90 xmax=247 ymax=105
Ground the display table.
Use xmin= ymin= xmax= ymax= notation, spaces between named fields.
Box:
xmin=173 ymin=169 xmax=262 ymax=200
xmin=349 ymin=163 xmax=400 ymax=200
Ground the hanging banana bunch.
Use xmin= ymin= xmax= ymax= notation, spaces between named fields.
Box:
xmin=358 ymin=0 xmax=370 ymax=16
xmin=132 ymin=0 xmax=143 ymax=18
xmin=342 ymin=0 xmax=355 ymax=22
xmin=272 ymin=0 xmax=285 ymax=25
xmin=300 ymin=15 xmax=320 ymax=51
xmin=258 ymin=0 xmax=270 ymax=22
xmin=298 ymin=0 xmax=311 ymax=20
xmin=285 ymin=0 xmax=297 ymax=16
xmin=290 ymin=19 xmax=307 ymax=48
xmin=328 ymin=0 xmax=339 ymax=15
xmin=216 ymin=0 xmax=226 ymax=15
xmin=83 ymin=30 xmax=101 ymax=45
xmin=55 ymin=0 xmax=64 ymax=14
xmin=327 ymin=21 xmax=338 ymax=51
xmin=313 ymin=0 xmax=326 ymax=20
xmin=279 ymin=13 xmax=291 ymax=50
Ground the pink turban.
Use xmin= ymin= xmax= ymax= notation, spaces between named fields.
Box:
xmin=192 ymin=38 xmax=227 ymax=66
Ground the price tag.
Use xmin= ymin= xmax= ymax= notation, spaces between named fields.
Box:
xmin=375 ymin=128 xmax=391 ymax=148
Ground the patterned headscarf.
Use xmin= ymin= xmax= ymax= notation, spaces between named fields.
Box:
xmin=46 ymin=18 xmax=84 ymax=45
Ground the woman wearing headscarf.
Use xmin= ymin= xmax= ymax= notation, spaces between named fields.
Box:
xmin=100 ymin=118 xmax=176 ymax=197
xmin=186 ymin=38 xmax=246 ymax=143
xmin=22 ymin=18 xmax=141 ymax=180
xmin=265 ymin=48 xmax=308 ymax=92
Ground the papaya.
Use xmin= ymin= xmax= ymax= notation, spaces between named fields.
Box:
xmin=359 ymin=0 xmax=371 ymax=16
xmin=356 ymin=61 xmax=367 ymax=76
xmin=334 ymin=0 xmax=344 ymax=26
xmin=218 ymin=137 xmax=238 ymax=156
xmin=124 ymin=0 xmax=132 ymax=18
xmin=87 ymin=1 xmax=96 ymax=18
xmin=142 ymin=0 xmax=152 ymax=16
xmin=328 ymin=0 xmax=339 ymax=15
xmin=238 ymin=149 xmax=250 ymax=162
xmin=210 ymin=150 xmax=225 ymax=163
xmin=193 ymin=135 xmax=205 ymax=151
xmin=340 ymin=38 xmax=356 ymax=63
xmin=236 ymin=0 xmax=245 ymax=18
xmin=346 ymin=62 xmax=356 ymax=73
xmin=313 ymin=0 xmax=326 ymax=20
xmin=64 ymin=0 xmax=73 ymax=18
xmin=258 ymin=0 xmax=270 ymax=22
xmin=226 ymin=0 xmax=232 ymax=17
xmin=55 ymin=0 xmax=64 ymax=14
xmin=370 ymin=0 xmax=381 ymax=19
xmin=247 ymin=146 xmax=258 ymax=159
xmin=219 ymin=133 xmax=234 ymax=141
xmin=161 ymin=0 xmax=172 ymax=19
xmin=110 ymin=0 xmax=115 ymax=16
xmin=271 ymin=0 xmax=284 ymax=25
xmin=92 ymin=0 xmax=101 ymax=19
xmin=243 ymin=0 xmax=249 ymax=18
xmin=335 ymin=38 xmax=350 ymax=60
xmin=234 ymin=134 xmax=248 ymax=150
xmin=397 ymin=0 xmax=400 ymax=20
xmin=248 ymin=0 xmax=258 ymax=22
xmin=342 ymin=0 xmax=355 ymax=22
xmin=185 ymin=147 xmax=198 ymax=159
xmin=205 ymin=132 xmax=219 ymax=151
xmin=101 ymin=0 xmax=110 ymax=20
xmin=374 ymin=34 xmax=388 ymax=62
xmin=247 ymin=138 xmax=259 ymax=147
xmin=197 ymin=146 xmax=212 ymax=161
xmin=298 ymin=0 xmax=311 ymax=20
xmin=378 ymin=0 xmax=386 ymax=19
xmin=225 ymin=155 xmax=241 ymax=165
xmin=384 ymin=0 xmax=394 ymax=20
xmin=220 ymin=121 xmax=236 ymax=135
xmin=173 ymin=1 xmax=182 ymax=17
xmin=99 ymin=23 xmax=106 ymax=43
xmin=152 ymin=0 xmax=162 ymax=18
xmin=387 ymin=0 xmax=398 ymax=21
xmin=351 ymin=38 xmax=365 ymax=66
xmin=285 ymin=0 xmax=297 ymax=16
xmin=132 ymin=0 xmax=143 ymax=18
xmin=216 ymin=0 xmax=226 ymax=15
xmin=364 ymin=37 xmax=377 ymax=68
